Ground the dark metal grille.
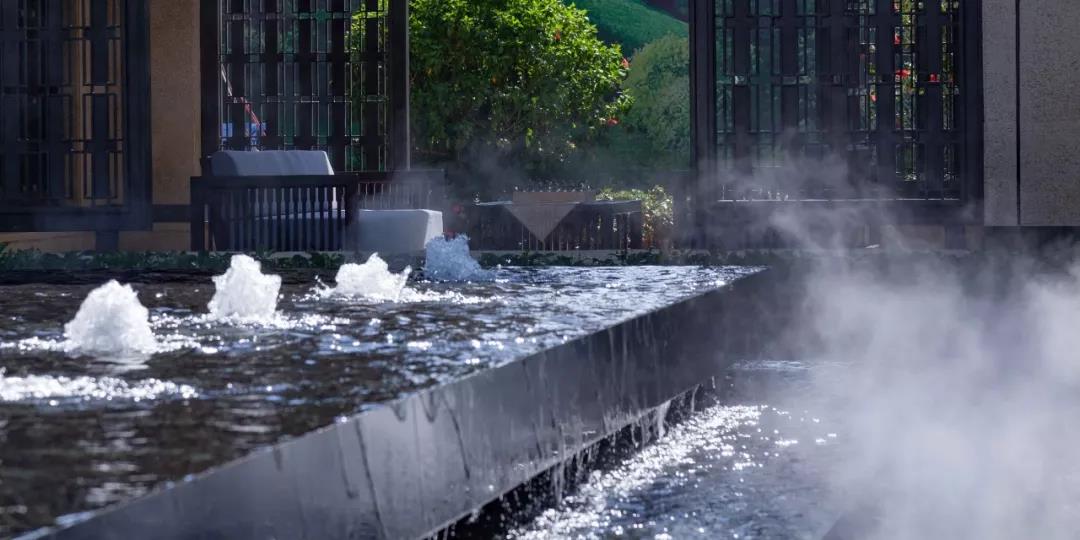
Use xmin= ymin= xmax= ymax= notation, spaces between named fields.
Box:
xmin=0 ymin=0 xmax=135 ymax=209
xmin=208 ymin=0 xmax=401 ymax=173
xmin=705 ymin=0 xmax=973 ymax=201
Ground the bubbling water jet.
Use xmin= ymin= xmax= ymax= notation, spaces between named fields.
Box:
xmin=424 ymin=235 xmax=493 ymax=282
xmin=320 ymin=253 xmax=411 ymax=301
xmin=208 ymin=255 xmax=282 ymax=321
xmin=64 ymin=280 xmax=157 ymax=355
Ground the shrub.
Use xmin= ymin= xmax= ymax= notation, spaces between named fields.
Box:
xmin=596 ymin=185 xmax=674 ymax=247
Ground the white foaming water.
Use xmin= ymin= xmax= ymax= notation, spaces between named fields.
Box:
xmin=63 ymin=280 xmax=157 ymax=355
xmin=0 ymin=370 xmax=197 ymax=403
xmin=208 ymin=255 xmax=282 ymax=321
xmin=424 ymin=235 xmax=493 ymax=282
xmin=320 ymin=253 xmax=412 ymax=301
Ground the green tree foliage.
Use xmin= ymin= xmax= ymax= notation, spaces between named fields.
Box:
xmin=564 ymin=0 xmax=687 ymax=54
xmin=621 ymin=34 xmax=690 ymax=168
xmin=409 ymin=0 xmax=631 ymax=197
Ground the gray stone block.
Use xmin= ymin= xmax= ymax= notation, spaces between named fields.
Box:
xmin=1018 ymin=0 xmax=1080 ymax=226
xmin=982 ymin=0 xmax=1019 ymax=226
xmin=347 ymin=209 xmax=444 ymax=254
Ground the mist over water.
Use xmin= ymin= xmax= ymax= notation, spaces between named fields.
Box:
xmin=504 ymin=228 xmax=1080 ymax=537
xmin=801 ymin=254 xmax=1080 ymax=539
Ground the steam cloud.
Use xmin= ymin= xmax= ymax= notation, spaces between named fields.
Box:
xmin=764 ymin=201 xmax=1080 ymax=538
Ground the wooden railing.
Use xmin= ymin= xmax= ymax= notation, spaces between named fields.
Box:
xmin=466 ymin=200 xmax=645 ymax=251
xmin=190 ymin=170 xmax=445 ymax=252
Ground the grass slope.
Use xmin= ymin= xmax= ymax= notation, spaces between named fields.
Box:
xmin=566 ymin=0 xmax=687 ymax=54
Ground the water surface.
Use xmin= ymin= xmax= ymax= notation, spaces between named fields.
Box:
xmin=0 ymin=266 xmax=755 ymax=537
xmin=508 ymin=360 xmax=848 ymax=540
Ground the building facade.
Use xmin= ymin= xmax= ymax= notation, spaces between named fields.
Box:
xmin=0 ymin=0 xmax=407 ymax=251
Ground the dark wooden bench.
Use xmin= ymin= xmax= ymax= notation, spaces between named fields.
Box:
xmin=189 ymin=170 xmax=446 ymax=252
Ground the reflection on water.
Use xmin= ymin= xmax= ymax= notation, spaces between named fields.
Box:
xmin=508 ymin=360 xmax=848 ymax=540
xmin=0 ymin=266 xmax=755 ymax=537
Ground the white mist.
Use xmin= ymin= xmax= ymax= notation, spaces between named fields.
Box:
xmin=804 ymin=256 xmax=1080 ymax=540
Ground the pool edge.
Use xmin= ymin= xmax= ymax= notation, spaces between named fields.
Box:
xmin=42 ymin=268 xmax=789 ymax=540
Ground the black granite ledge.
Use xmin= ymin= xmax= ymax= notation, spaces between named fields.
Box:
xmin=38 ymin=268 xmax=793 ymax=540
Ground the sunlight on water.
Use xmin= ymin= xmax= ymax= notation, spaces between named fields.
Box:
xmin=510 ymin=360 xmax=843 ymax=540
xmin=0 ymin=266 xmax=759 ymax=538
xmin=510 ymin=406 xmax=765 ymax=540
xmin=0 ymin=370 xmax=197 ymax=404
xmin=207 ymin=255 xmax=282 ymax=321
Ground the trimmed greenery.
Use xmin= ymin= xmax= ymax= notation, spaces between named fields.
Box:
xmin=0 ymin=249 xmax=347 ymax=272
xmin=478 ymin=250 xmax=661 ymax=267
xmin=565 ymin=0 xmax=687 ymax=54
xmin=596 ymin=185 xmax=674 ymax=248
xmin=477 ymin=249 xmax=802 ymax=267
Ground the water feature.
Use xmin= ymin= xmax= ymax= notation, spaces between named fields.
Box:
xmin=507 ymin=360 xmax=846 ymax=540
xmin=424 ymin=235 xmax=493 ymax=281
xmin=63 ymin=280 xmax=157 ymax=356
xmin=0 ymin=264 xmax=757 ymax=537
xmin=318 ymin=253 xmax=411 ymax=301
xmin=503 ymin=255 xmax=1080 ymax=540
xmin=207 ymin=254 xmax=281 ymax=321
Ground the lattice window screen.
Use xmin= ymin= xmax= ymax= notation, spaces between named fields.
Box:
xmin=216 ymin=0 xmax=391 ymax=172
xmin=713 ymin=0 xmax=965 ymax=200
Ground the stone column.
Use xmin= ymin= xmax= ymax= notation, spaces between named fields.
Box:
xmin=119 ymin=0 xmax=202 ymax=250
xmin=984 ymin=0 xmax=1080 ymax=227
xmin=1016 ymin=0 xmax=1080 ymax=226
xmin=982 ymin=0 xmax=1019 ymax=226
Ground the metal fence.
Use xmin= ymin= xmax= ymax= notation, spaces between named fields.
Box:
xmin=190 ymin=169 xmax=445 ymax=252
xmin=466 ymin=200 xmax=645 ymax=252
xmin=687 ymin=0 xmax=982 ymax=247
xmin=689 ymin=0 xmax=981 ymax=201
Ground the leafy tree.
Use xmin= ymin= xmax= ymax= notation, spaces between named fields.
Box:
xmin=621 ymin=34 xmax=690 ymax=169
xmin=409 ymin=0 xmax=631 ymax=198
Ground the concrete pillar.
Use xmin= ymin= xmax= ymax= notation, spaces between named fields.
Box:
xmin=984 ymin=0 xmax=1080 ymax=227
xmin=1017 ymin=1 xmax=1080 ymax=226
xmin=982 ymin=0 xmax=1019 ymax=226
xmin=119 ymin=0 xmax=202 ymax=251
